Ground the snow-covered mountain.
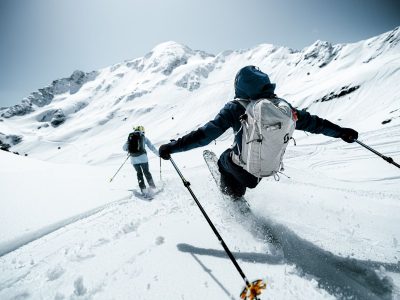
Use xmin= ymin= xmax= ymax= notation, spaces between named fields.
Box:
xmin=1 ymin=27 xmax=399 ymax=163
xmin=0 ymin=28 xmax=399 ymax=300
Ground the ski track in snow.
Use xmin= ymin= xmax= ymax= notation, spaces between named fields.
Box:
xmin=0 ymin=196 xmax=132 ymax=257
xmin=0 ymin=154 xmax=399 ymax=299
xmin=0 ymin=184 xmax=177 ymax=299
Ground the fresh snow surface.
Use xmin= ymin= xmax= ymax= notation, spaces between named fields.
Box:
xmin=1 ymin=28 xmax=400 ymax=299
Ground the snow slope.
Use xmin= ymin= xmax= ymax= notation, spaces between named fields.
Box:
xmin=1 ymin=28 xmax=400 ymax=299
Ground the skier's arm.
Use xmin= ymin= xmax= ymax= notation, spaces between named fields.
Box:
xmin=294 ymin=108 xmax=358 ymax=142
xmin=165 ymin=102 xmax=236 ymax=154
xmin=145 ymin=137 xmax=159 ymax=156
xmin=295 ymin=108 xmax=342 ymax=137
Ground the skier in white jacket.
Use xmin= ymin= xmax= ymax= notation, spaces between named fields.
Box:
xmin=123 ymin=126 xmax=159 ymax=193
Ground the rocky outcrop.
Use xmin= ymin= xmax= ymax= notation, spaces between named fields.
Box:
xmin=175 ymin=64 xmax=215 ymax=91
xmin=50 ymin=109 xmax=66 ymax=127
xmin=0 ymin=133 xmax=22 ymax=150
xmin=314 ymin=85 xmax=360 ymax=103
xmin=1 ymin=70 xmax=98 ymax=118
xmin=297 ymin=40 xmax=342 ymax=68
xmin=35 ymin=108 xmax=66 ymax=127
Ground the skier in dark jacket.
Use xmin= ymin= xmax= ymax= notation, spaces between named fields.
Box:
xmin=159 ymin=66 xmax=358 ymax=198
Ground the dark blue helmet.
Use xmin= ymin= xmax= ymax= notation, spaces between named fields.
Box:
xmin=234 ymin=66 xmax=276 ymax=100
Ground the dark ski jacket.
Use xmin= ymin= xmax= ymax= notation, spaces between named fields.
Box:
xmin=167 ymin=66 xmax=344 ymax=156
xmin=167 ymin=100 xmax=344 ymax=156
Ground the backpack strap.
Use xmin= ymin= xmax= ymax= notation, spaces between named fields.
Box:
xmin=230 ymin=99 xmax=252 ymax=164
xmin=233 ymin=98 xmax=250 ymax=108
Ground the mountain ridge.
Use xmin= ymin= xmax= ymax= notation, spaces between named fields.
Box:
xmin=0 ymin=26 xmax=399 ymax=162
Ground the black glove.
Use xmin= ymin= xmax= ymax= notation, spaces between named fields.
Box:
xmin=159 ymin=144 xmax=172 ymax=160
xmin=340 ymin=128 xmax=358 ymax=143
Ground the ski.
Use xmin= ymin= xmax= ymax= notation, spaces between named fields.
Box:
xmin=130 ymin=185 xmax=164 ymax=201
xmin=203 ymin=149 xmax=251 ymax=214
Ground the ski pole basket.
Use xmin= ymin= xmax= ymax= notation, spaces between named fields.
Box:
xmin=240 ymin=280 xmax=267 ymax=300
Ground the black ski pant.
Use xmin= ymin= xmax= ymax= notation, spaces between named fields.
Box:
xmin=217 ymin=149 xmax=260 ymax=198
xmin=133 ymin=163 xmax=155 ymax=190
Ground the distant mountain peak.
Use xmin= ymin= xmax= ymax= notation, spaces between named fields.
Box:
xmin=150 ymin=41 xmax=192 ymax=54
xmin=139 ymin=41 xmax=213 ymax=76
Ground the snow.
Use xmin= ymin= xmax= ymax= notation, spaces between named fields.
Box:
xmin=0 ymin=151 xmax=127 ymax=257
xmin=1 ymin=27 xmax=400 ymax=299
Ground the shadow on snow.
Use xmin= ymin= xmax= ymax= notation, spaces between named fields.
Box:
xmin=177 ymin=211 xmax=398 ymax=300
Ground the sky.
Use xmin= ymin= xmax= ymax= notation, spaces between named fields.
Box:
xmin=0 ymin=0 xmax=399 ymax=108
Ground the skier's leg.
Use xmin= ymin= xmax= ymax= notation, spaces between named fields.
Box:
xmin=218 ymin=149 xmax=261 ymax=198
xmin=218 ymin=152 xmax=246 ymax=198
xmin=219 ymin=166 xmax=246 ymax=198
xmin=133 ymin=163 xmax=146 ymax=190
xmin=142 ymin=162 xmax=156 ymax=188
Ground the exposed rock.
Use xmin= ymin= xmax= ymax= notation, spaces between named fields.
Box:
xmin=298 ymin=40 xmax=342 ymax=68
xmin=126 ymin=89 xmax=149 ymax=101
xmin=8 ymin=135 xmax=22 ymax=144
xmin=1 ymin=100 xmax=34 ymax=118
xmin=50 ymin=109 xmax=66 ymax=127
xmin=126 ymin=58 xmax=144 ymax=72
xmin=37 ymin=109 xmax=59 ymax=122
xmin=162 ymin=57 xmax=188 ymax=75
xmin=175 ymin=64 xmax=215 ymax=91
xmin=73 ymin=277 xmax=87 ymax=296
xmin=110 ymin=63 xmax=122 ymax=72
xmin=364 ymin=27 xmax=400 ymax=63
xmin=72 ymin=101 xmax=89 ymax=113
xmin=98 ymin=112 xmax=115 ymax=126
xmin=176 ymin=74 xmax=200 ymax=91
xmin=2 ymin=70 xmax=98 ymax=118
xmin=0 ymin=143 xmax=10 ymax=151
xmin=314 ymin=85 xmax=360 ymax=103
xmin=70 ymin=70 xmax=97 ymax=94
xmin=0 ymin=133 xmax=23 ymax=151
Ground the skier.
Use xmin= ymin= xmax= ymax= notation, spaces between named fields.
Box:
xmin=159 ymin=65 xmax=359 ymax=198
xmin=123 ymin=125 xmax=159 ymax=195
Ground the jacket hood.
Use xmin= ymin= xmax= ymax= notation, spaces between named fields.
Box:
xmin=234 ymin=66 xmax=276 ymax=100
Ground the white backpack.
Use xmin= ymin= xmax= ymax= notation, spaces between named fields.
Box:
xmin=232 ymin=98 xmax=296 ymax=178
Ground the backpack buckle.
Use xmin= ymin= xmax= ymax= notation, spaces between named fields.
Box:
xmin=239 ymin=113 xmax=248 ymax=122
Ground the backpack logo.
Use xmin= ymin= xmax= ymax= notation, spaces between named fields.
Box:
xmin=283 ymin=133 xmax=290 ymax=144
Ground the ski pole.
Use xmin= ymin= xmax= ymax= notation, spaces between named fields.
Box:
xmin=355 ymin=140 xmax=400 ymax=169
xmin=109 ymin=154 xmax=131 ymax=182
xmin=169 ymin=156 xmax=265 ymax=300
